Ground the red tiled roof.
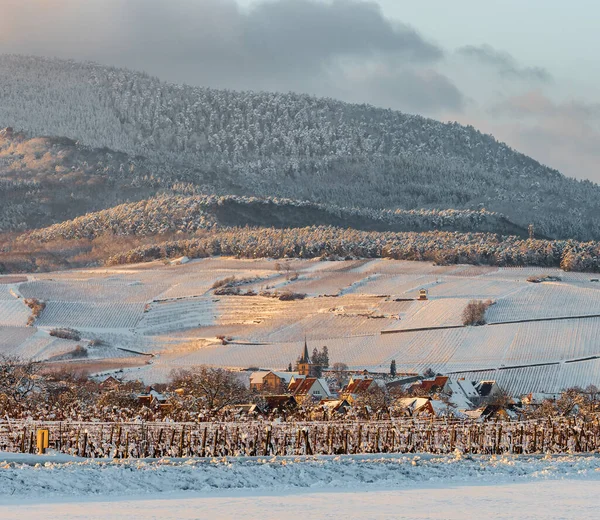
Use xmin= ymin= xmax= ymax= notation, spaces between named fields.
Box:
xmin=290 ymin=377 xmax=317 ymax=395
xmin=419 ymin=376 xmax=448 ymax=392
xmin=343 ymin=378 xmax=374 ymax=395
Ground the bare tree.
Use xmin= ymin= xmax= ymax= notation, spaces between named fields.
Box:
xmin=0 ymin=355 xmax=42 ymax=406
xmin=331 ymin=362 xmax=349 ymax=389
xmin=170 ymin=366 xmax=249 ymax=414
xmin=354 ymin=384 xmax=391 ymax=419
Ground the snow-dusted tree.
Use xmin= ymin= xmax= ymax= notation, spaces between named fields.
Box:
xmin=170 ymin=366 xmax=249 ymax=414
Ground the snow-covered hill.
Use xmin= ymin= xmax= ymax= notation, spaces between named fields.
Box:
xmin=2 ymin=55 xmax=600 ymax=240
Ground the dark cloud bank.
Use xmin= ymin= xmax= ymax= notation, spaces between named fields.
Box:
xmin=458 ymin=44 xmax=552 ymax=83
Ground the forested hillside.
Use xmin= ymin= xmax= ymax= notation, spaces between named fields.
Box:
xmin=0 ymin=128 xmax=163 ymax=231
xmin=21 ymin=195 xmax=525 ymax=242
xmin=1 ymin=55 xmax=600 ymax=240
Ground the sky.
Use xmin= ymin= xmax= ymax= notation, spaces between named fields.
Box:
xmin=1 ymin=0 xmax=599 ymax=182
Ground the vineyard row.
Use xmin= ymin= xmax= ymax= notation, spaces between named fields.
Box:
xmin=1 ymin=418 xmax=599 ymax=459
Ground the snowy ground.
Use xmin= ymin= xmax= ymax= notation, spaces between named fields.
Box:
xmin=1 ymin=481 xmax=598 ymax=520
xmin=7 ymin=258 xmax=600 ymax=394
xmin=0 ymin=452 xmax=599 ymax=519
xmin=1 ymin=451 xmax=600 ymax=497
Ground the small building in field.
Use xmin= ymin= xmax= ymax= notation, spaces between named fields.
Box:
xmin=464 ymin=404 xmax=520 ymax=422
xmin=224 ymin=403 xmax=265 ymax=417
xmin=418 ymin=289 xmax=428 ymax=300
xmin=321 ymin=398 xmax=351 ymax=415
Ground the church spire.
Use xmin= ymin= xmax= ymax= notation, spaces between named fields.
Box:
xmin=301 ymin=336 xmax=311 ymax=364
xmin=298 ymin=337 xmax=313 ymax=376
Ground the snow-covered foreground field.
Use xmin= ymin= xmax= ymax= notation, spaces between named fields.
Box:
xmin=0 ymin=453 xmax=599 ymax=519
xmin=2 ymin=482 xmax=598 ymax=520
xmin=5 ymin=257 xmax=600 ymax=394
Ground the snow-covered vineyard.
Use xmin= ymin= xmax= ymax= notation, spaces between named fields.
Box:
xmin=1 ymin=417 xmax=599 ymax=458
xmin=3 ymin=257 xmax=600 ymax=396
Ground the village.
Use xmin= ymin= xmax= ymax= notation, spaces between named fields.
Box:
xmin=2 ymin=337 xmax=600 ymax=460
xmin=2 ymin=337 xmax=595 ymax=427
xmin=243 ymin=340 xmax=513 ymax=422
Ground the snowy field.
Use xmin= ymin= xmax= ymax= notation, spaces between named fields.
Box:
xmin=2 ymin=482 xmax=598 ymax=520
xmin=5 ymin=258 xmax=600 ymax=395
xmin=0 ymin=453 xmax=599 ymax=519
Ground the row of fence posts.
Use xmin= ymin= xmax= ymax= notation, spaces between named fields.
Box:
xmin=2 ymin=418 xmax=599 ymax=458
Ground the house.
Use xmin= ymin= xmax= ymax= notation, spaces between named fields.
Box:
xmin=409 ymin=376 xmax=449 ymax=395
xmin=385 ymin=375 xmax=421 ymax=391
xmin=446 ymin=378 xmax=481 ymax=409
xmin=474 ymin=380 xmax=502 ymax=402
xmin=224 ymin=403 xmax=264 ymax=417
xmin=341 ymin=376 xmax=376 ymax=401
xmin=395 ymin=397 xmax=435 ymax=417
xmin=250 ymin=371 xmax=289 ymax=392
xmin=320 ymin=398 xmax=351 ymax=415
xmin=264 ymin=395 xmax=298 ymax=412
xmin=445 ymin=378 xmax=506 ymax=410
xmin=418 ymin=289 xmax=428 ymax=300
xmin=429 ymin=398 xmax=467 ymax=418
xmin=288 ymin=377 xmax=332 ymax=402
xmin=464 ymin=404 xmax=519 ymax=422
xmin=137 ymin=387 xmax=168 ymax=407
xmin=99 ymin=376 xmax=121 ymax=390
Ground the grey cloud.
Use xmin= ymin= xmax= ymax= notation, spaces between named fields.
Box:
xmin=244 ymin=0 xmax=442 ymax=68
xmin=336 ymin=64 xmax=464 ymax=113
xmin=0 ymin=0 xmax=461 ymax=114
xmin=485 ymin=90 xmax=600 ymax=180
xmin=458 ymin=44 xmax=552 ymax=83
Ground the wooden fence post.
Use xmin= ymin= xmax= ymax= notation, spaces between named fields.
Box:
xmin=178 ymin=426 xmax=185 ymax=458
xmin=201 ymin=427 xmax=207 ymax=457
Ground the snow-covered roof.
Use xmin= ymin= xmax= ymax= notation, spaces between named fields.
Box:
xmin=321 ymin=399 xmax=349 ymax=411
xmin=397 ymin=397 xmax=432 ymax=415
xmin=249 ymin=371 xmax=272 ymax=384
xmin=446 ymin=379 xmax=478 ymax=409
xmin=317 ymin=378 xmax=333 ymax=398
xmin=430 ymin=399 xmax=467 ymax=418
xmin=273 ymin=371 xmax=297 ymax=383
xmin=475 ymin=380 xmax=498 ymax=397
xmin=137 ymin=389 xmax=167 ymax=402
xmin=456 ymin=379 xmax=479 ymax=398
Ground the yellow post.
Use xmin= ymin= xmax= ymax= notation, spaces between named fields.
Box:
xmin=37 ymin=429 xmax=49 ymax=455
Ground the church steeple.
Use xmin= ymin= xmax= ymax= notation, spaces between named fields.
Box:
xmin=300 ymin=337 xmax=310 ymax=363
xmin=298 ymin=337 xmax=313 ymax=376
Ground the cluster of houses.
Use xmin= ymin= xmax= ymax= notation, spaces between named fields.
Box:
xmin=244 ymin=343 xmax=510 ymax=420
xmin=101 ymin=342 xmax=517 ymax=420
